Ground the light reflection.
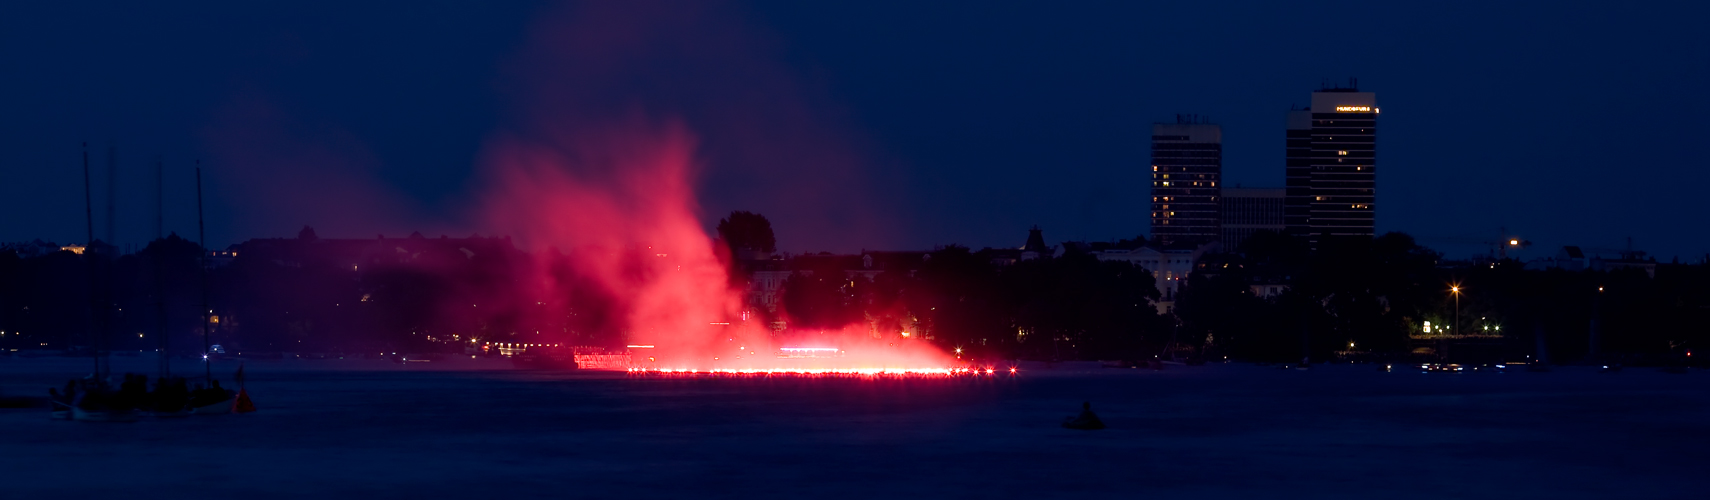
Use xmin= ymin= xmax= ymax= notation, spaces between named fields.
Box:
xmin=624 ymin=367 xmax=1008 ymax=378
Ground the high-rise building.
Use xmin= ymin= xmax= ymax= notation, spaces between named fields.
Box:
xmin=1221 ymin=187 xmax=1285 ymax=250
xmin=1283 ymin=110 xmax=1313 ymax=236
xmin=1150 ymin=120 xmax=1222 ymax=246
xmin=1282 ymin=85 xmax=1378 ymax=249
xmin=1308 ymin=89 xmax=1377 ymax=246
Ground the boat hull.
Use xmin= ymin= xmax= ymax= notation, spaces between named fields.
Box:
xmin=190 ymin=400 xmax=230 ymax=414
xmin=71 ymin=407 xmax=139 ymax=423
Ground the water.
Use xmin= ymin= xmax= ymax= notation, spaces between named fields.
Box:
xmin=1 ymin=356 xmax=1704 ymax=498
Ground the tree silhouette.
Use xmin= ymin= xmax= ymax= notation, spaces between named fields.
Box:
xmin=716 ymin=211 xmax=775 ymax=257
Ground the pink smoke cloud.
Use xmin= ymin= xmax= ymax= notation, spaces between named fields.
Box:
xmin=498 ymin=1 xmax=895 ymax=252
xmin=471 ymin=3 xmax=948 ymax=370
xmin=201 ymin=90 xmax=438 ymax=241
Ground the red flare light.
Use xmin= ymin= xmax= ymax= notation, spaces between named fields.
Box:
xmin=625 ymin=367 xmax=1007 ymax=378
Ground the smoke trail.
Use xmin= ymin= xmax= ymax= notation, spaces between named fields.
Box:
xmin=480 ymin=120 xmax=736 ymax=361
xmin=478 ymin=119 xmax=950 ymax=370
xmin=473 ymin=0 xmax=951 ymax=369
xmin=202 ymin=91 xmax=431 ymax=241
xmin=495 ymin=0 xmax=895 ymax=253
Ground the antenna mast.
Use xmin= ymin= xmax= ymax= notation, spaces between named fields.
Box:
xmin=155 ymin=156 xmax=169 ymax=378
xmin=196 ymin=163 xmax=211 ymax=383
xmin=83 ymin=143 xmax=100 ymax=377
xmin=106 ymin=145 xmax=117 ymax=248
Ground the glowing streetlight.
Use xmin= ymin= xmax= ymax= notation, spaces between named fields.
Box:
xmin=1449 ymin=284 xmax=1462 ymax=340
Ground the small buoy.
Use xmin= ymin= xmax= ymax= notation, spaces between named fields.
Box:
xmin=231 ymin=388 xmax=257 ymax=414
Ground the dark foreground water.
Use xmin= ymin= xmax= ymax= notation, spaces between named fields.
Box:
xmin=1 ymin=356 xmax=1705 ymax=499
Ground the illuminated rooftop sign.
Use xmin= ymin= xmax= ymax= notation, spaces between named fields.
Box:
xmin=1335 ymin=106 xmax=1373 ymax=112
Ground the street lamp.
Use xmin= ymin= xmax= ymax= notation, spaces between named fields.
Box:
xmin=1450 ymin=285 xmax=1462 ymax=338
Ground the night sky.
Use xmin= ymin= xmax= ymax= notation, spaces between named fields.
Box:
xmin=2 ymin=1 xmax=1706 ymax=259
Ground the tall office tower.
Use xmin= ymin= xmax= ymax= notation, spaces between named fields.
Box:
xmin=1221 ymin=187 xmax=1285 ymax=250
xmin=1307 ymin=88 xmax=1377 ymax=248
xmin=1151 ymin=119 xmax=1222 ymax=246
xmin=1283 ymin=110 xmax=1313 ymax=236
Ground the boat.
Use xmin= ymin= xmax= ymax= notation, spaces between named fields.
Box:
xmin=186 ymin=379 xmax=236 ymax=414
xmin=72 ymin=406 xmax=138 ymax=423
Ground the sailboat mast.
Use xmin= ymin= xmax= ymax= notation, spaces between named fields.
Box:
xmin=83 ymin=143 xmax=98 ymax=377
xmin=196 ymin=163 xmax=211 ymax=383
xmin=155 ymin=156 xmax=169 ymax=379
xmin=106 ymin=145 xmax=117 ymax=248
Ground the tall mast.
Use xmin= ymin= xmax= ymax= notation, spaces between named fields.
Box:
xmin=105 ymin=145 xmax=117 ymax=249
xmin=197 ymin=163 xmax=211 ymax=383
xmin=83 ymin=143 xmax=98 ymax=377
xmin=155 ymin=156 xmax=169 ymax=379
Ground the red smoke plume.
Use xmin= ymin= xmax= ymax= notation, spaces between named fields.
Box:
xmin=479 ymin=118 xmax=949 ymax=371
xmin=473 ymin=1 xmax=948 ymax=370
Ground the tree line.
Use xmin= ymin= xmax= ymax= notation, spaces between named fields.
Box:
xmin=2 ymin=215 xmax=1704 ymax=366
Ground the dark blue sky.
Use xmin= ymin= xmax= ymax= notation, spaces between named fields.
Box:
xmin=2 ymin=1 xmax=1706 ymax=259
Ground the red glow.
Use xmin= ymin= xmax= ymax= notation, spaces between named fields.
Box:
xmin=626 ymin=367 xmax=1000 ymax=378
xmin=480 ymin=122 xmax=952 ymax=373
xmin=466 ymin=3 xmax=953 ymax=374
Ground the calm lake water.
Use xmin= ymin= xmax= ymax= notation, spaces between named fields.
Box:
xmin=2 ymin=356 xmax=1704 ymax=499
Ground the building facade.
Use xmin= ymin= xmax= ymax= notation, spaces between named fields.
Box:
xmin=1281 ymin=86 xmax=1378 ymax=249
xmin=1094 ymin=242 xmax=1216 ymax=314
xmin=1220 ymin=187 xmax=1285 ymax=250
xmin=1306 ymin=88 xmax=1378 ymax=247
xmin=1283 ymin=110 xmax=1313 ymax=236
xmin=1150 ymin=120 xmax=1223 ymax=246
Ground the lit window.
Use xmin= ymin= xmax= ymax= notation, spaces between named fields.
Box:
xmin=1338 ymin=150 xmax=1348 ymax=156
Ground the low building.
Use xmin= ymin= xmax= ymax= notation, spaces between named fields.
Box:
xmin=1592 ymin=255 xmax=1657 ymax=278
xmin=1093 ymin=241 xmax=1218 ymax=313
xmin=988 ymin=227 xmax=1060 ymax=266
xmin=736 ymin=250 xmax=932 ymax=316
xmin=1527 ymin=245 xmax=1656 ymax=278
